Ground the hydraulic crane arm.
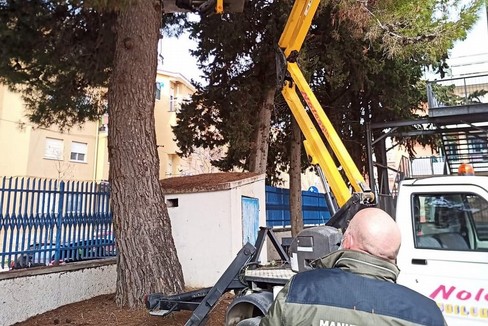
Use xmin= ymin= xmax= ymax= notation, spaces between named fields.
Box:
xmin=162 ymin=0 xmax=244 ymax=14
xmin=161 ymin=0 xmax=373 ymax=210
xmin=278 ymin=0 xmax=373 ymax=208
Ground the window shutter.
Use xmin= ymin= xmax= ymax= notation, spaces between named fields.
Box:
xmin=45 ymin=138 xmax=64 ymax=160
xmin=71 ymin=142 xmax=87 ymax=162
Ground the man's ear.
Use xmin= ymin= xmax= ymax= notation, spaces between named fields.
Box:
xmin=342 ymin=233 xmax=351 ymax=249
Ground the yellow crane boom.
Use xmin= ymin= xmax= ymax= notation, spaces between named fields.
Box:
xmin=277 ymin=0 xmax=372 ymax=207
xmin=161 ymin=0 xmax=374 ymax=209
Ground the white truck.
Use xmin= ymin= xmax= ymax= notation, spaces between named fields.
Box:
xmin=395 ymin=176 xmax=488 ymax=325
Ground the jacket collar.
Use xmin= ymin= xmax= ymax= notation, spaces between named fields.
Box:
xmin=311 ymin=249 xmax=400 ymax=283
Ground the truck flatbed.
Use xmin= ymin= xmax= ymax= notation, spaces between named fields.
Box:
xmin=244 ymin=267 xmax=295 ymax=285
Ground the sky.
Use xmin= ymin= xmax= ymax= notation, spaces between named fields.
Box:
xmin=158 ymin=33 xmax=202 ymax=83
xmin=158 ymin=6 xmax=488 ymax=82
xmin=448 ymin=6 xmax=488 ymax=76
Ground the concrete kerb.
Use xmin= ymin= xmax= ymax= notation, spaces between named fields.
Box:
xmin=0 ymin=258 xmax=117 ymax=326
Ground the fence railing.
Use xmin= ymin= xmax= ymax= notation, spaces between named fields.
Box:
xmin=0 ymin=177 xmax=114 ymax=270
xmin=427 ymin=74 xmax=488 ymax=109
xmin=411 ymin=157 xmax=446 ymax=176
xmin=266 ymin=186 xmax=331 ymax=228
xmin=1 ymin=181 xmax=329 ymax=269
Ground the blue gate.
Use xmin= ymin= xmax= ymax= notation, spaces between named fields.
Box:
xmin=265 ymin=186 xmax=331 ymax=227
xmin=0 ymin=177 xmax=114 ymax=269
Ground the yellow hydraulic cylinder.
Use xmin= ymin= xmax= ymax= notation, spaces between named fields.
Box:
xmin=216 ymin=0 xmax=224 ymax=14
xmin=282 ymin=83 xmax=352 ymax=206
xmin=287 ymin=63 xmax=367 ymax=195
xmin=279 ymin=0 xmax=320 ymax=56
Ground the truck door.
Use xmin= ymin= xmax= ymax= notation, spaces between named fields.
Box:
xmin=396 ymin=183 xmax=488 ymax=325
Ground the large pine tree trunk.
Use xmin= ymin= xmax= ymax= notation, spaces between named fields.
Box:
xmin=249 ymin=88 xmax=274 ymax=174
xmin=289 ymin=116 xmax=303 ymax=237
xmin=108 ymin=1 xmax=184 ymax=308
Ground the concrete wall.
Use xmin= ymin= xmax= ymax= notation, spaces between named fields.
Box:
xmin=0 ymin=259 xmax=116 ymax=326
xmin=168 ymin=190 xmax=234 ymax=287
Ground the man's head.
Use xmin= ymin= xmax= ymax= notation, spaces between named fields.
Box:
xmin=341 ymin=208 xmax=401 ymax=263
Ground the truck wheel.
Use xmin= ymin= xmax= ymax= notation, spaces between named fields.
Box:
xmin=236 ymin=316 xmax=262 ymax=326
xmin=225 ymin=292 xmax=273 ymax=326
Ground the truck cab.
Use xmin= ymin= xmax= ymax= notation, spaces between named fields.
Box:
xmin=396 ymin=176 xmax=488 ymax=325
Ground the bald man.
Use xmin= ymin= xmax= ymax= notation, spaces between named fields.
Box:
xmin=260 ymin=208 xmax=446 ymax=326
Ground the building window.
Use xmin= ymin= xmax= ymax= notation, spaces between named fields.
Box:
xmin=169 ymin=82 xmax=178 ymax=112
xmin=44 ymin=138 xmax=64 ymax=160
xmin=70 ymin=142 xmax=87 ymax=162
xmin=169 ymin=95 xmax=178 ymax=112
xmin=155 ymin=82 xmax=163 ymax=100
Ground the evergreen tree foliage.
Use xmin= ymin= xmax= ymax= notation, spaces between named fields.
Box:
xmin=303 ymin=6 xmax=426 ymax=174
xmin=172 ymin=1 xmax=291 ymax=176
xmin=173 ymin=0 xmax=483 ymax=182
xmin=0 ymin=1 xmax=116 ymax=129
xmin=362 ymin=0 xmax=482 ymax=61
xmin=0 ymin=1 xmax=183 ymax=129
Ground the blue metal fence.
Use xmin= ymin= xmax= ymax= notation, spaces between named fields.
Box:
xmin=0 ymin=177 xmax=115 ymax=270
xmin=1 ymin=180 xmax=328 ymax=269
xmin=265 ymin=186 xmax=331 ymax=227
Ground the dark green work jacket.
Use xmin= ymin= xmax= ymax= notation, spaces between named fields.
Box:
xmin=260 ymin=250 xmax=446 ymax=326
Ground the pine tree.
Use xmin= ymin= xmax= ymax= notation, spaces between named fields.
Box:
xmin=173 ymin=1 xmax=291 ymax=176
xmin=0 ymin=0 xmax=184 ymax=308
xmin=174 ymin=0 xmax=483 ymax=180
xmin=0 ymin=1 xmax=115 ymax=128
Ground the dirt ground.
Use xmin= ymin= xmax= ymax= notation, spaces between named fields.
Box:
xmin=14 ymin=293 xmax=233 ymax=326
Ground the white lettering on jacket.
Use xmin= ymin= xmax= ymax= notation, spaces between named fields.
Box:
xmin=320 ymin=320 xmax=358 ymax=326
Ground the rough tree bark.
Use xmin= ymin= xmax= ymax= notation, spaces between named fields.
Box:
xmin=289 ymin=116 xmax=303 ymax=237
xmin=108 ymin=1 xmax=184 ymax=307
xmin=248 ymin=88 xmax=275 ymax=174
